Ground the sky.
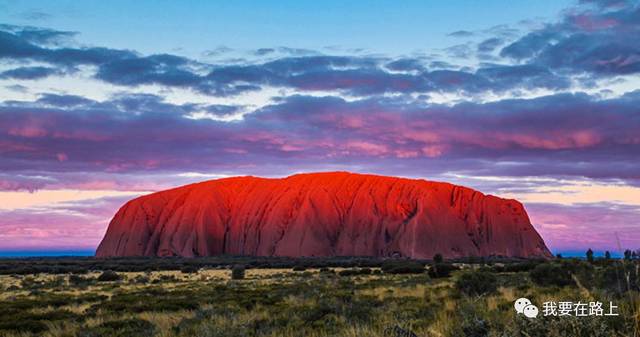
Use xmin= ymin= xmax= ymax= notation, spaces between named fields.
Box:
xmin=0 ymin=0 xmax=639 ymax=255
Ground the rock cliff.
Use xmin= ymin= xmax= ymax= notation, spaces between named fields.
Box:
xmin=96 ymin=172 xmax=551 ymax=258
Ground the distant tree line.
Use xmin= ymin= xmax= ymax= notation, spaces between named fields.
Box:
xmin=0 ymin=254 xmax=542 ymax=275
xmin=0 ymin=249 xmax=637 ymax=275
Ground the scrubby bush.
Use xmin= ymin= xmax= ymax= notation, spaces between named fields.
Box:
xmin=561 ymin=259 xmax=596 ymax=288
xmin=586 ymin=248 xmax=594 ymax=263
xmin=231 ymin=265 xmax=245 ymax=280
xmin=180 ymin=265 xmax=199 ymax=274
xmin=433 ymin=253 xmax=444 ymax=264
xmin=384 ymin=325 xmax=418 ymax=337
xmin=0 ymin=309 xmax=79 ymax=334
xmin=97 ymin=270 xmax=121 ymax=282
xmin=292 ymin=265 xmax=307 ymax=271
xmin=132 ymin=275 xmax=150 ymax=284
xmin=152 ymin=274 xmax=178 ymax=284
xmin=529 ymin=263 xmax=574 ymax=287
xmin=69 ymin=274 xmax=95 ymax=287
xmin=338 ymin=269 xmax=358 ymax=277
xmin=428 ymin=263 xmax=459 ymax=278
xmin=461 ymin=317 xmax=489 ymax=337
xmin=502 ymin=261 xmax=542 ymax=273
xmin=381 ymin=260 xmax=425 ymax=274
xmin=337 ymin=268 xmax=373 ymax=277
xmin=78 ymin=318 xmax=156 ymax=337
xmin=455 ymin=270 xmax=498 ymax=296
xmin=20 ymin=276 xmax=42 ymax=289
xmin=598 ymin=262 xmax=639 ymax=294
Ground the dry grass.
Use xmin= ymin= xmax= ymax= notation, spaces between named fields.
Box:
xmin=1 ymin=262 xmax=638 ymax=337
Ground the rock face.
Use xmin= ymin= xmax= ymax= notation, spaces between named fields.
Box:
xmin=96 ymin=172 xmax=552 ymax=258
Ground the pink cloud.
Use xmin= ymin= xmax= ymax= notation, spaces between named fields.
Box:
xmin=495 ymin=130 xmax=602 ymax=150
xmin=0 ymin=196 xmax=129 ymax=249
xmin=345 ymin=141 xmax=389 ymax=156
xmin=8 ymin=125 xmax=47 ymax=138
xmin=421 ymin=145 xmax=446 ymax=157
xmin=57 ymin=152 xmax=68 ymax=162
xmin=570 ymin=13 xmax=619 ymax=31
xmin=527 ymin=202 xmax=640 ymax=252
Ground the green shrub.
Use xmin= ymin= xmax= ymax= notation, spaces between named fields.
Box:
xmin=0 ymin=309 xmax=79 ymax=333
xmin=132 ymin=275 xmax=150 ymax=284
xmin=180 ymin=265 xmax=199 ymax=274
xmin=529 ymin=263 xmax=574 ymax=287
xmin=98 ymin=291 xmax=199 ymax=313
xmin=337 ymin=267 xmax=375 ymax=277
xmin=502 ymin=261 xmax=541 ymax=273
xmin=97 ymin=270 xmax=121 ymax=282
xmin=461 ymin=317 xmax=489 ymax=337
xmin=455 ymin=270 xmax=498 ymax=296
xmin=0 ymin=319 xmax=48 ymax=333
xmin=428 ymin=263 xmax=458 ymax=278
xmin=338 ymin=269 xmax=359 ymax=277
xmin=381 ymin=260 xmax=425 ymax=274
xmin=78 ymin=318 xmax=156 ymax=337
xmin=292 ymin=265 xmax=307 ymax=271
xmin=384 ymin=325 xmax=418 ymax=337
xmin=433 ymin=253 xmax=444 ymax=264
xmin=69 ymin=274 xmax=95 ymax=287
xmin=560 ymin=259 xmax=596 ymax=288
xmin=598 ymin=262 xmax=639 ymax=294
xmin=231 ymin=265 xmax=245 ymax=280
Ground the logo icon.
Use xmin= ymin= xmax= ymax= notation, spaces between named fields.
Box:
xmin=514 ymin=298 xmax=539 ymax=318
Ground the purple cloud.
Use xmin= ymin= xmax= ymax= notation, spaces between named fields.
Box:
xmin=527 ymin=202 xmax=640 ymax=251
xmin=1 ymin=91 xmax=639 ymax=192
xmin=0 ymin=25 xmax=582 ymax=97
xmin=0 ymin=196 xmax=131 ymax=249
xmin=501 ymin=0 xmax=640 ymax=76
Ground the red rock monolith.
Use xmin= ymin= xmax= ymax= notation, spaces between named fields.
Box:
xmin=96 ymin=172 xmax=552 ymax=258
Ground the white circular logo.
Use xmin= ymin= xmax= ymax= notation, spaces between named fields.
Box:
xmin=514 ymin=298 xmax=532 ymax=314
xmin=523 ymin=304 xmax=539 ymax=318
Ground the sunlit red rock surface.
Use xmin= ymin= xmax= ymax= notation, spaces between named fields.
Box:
xmin=96 ymin=172 xmax=551 ymax=258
